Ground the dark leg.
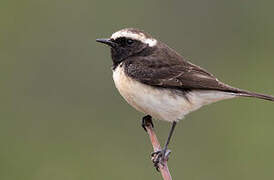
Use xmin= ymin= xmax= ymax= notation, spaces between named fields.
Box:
xmin=151 ymin=121 xmax=177 ymax=169
xmin=163 ymin=121 xmax=177 ymax=154
xmin=142 ymin=115 xmax=153 ymax=132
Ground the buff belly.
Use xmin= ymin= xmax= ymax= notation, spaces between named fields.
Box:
xmin=113 ymin=64 xmax=235 ymax=122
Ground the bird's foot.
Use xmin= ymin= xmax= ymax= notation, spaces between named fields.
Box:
xmin=151 ymin=149 xmax=171 ymax=171
xmin=142 ymin=115 xmax=153 ymax=132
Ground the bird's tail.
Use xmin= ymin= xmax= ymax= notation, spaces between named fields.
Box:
xmin=235 ymin=89 xmax=274 ymax=101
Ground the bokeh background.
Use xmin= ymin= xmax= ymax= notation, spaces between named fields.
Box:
xmin=1 ymin=0 xmax=274 ymax=179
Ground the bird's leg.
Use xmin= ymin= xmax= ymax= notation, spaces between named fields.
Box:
xmin=163 ymin=121 xmax=177 ymax=156
xmin=151 ymin=121 xmax=177 ymax=170
xmin=142 ymin=115 xmax=153 ymax=132
xmin=142 ymin=115 xmax=176 ymax=171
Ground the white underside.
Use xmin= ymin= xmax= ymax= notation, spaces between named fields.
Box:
xmin=113 ymin=64 xmax=236 ymax=122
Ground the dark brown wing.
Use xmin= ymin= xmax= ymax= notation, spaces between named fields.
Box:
xmin=124 ymin=55 xmax=239 ymax=93
xmin=122 ymin=41 xmax=274 ymax=101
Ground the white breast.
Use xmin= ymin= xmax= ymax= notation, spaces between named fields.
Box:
xmin=113 ymin=64 xmax=235 ymax=122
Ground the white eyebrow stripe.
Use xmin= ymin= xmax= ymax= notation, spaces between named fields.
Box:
xmin=111 ymin=30 xmax=157 ymax=47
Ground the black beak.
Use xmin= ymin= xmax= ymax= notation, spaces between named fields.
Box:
xmin=96 ymin=38 xmax=116 ymax=48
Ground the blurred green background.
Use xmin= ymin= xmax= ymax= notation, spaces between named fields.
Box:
xmin=1 ymin=0 xmax=274 ymax=179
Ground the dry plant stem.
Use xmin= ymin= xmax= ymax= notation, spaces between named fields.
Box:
xmin=145 ymin=122 xmax=172 ymax=180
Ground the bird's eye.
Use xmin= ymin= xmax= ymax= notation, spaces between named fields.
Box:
xmin=126 ymin=39 xmax=134 ymax=45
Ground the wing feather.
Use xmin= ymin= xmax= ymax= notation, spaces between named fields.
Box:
xmin=124 ymin=56 xmax=238 ymax=93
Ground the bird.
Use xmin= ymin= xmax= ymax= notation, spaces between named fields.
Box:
xmin=96 ymin=28 xmax=274 ymax=168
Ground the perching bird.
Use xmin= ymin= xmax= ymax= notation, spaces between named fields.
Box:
xmin=96 ymin=28 xmax=274 ymax=167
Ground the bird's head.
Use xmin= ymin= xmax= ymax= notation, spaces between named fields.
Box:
xmin=96 ymin=28 xmax=158 ymax=66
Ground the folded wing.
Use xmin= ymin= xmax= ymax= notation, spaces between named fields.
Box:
xmin=124 ymin=57 xmax=238 ymax=93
